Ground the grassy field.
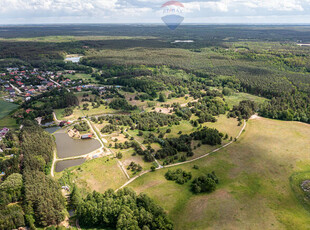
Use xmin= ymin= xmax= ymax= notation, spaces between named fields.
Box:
xmin=0 ymin=100 xmax=18 ymax=119
xmin=224 ymin=92 xmax=268 ymax=108
xmin=55 ymin=105 xmax=118 ymax=120
xmin=204 ymin=114 xmax=240 ymax=138
xmin=64 ymin=73 xmax=98 ymax=83
xmin=55 ymin=157 xmax=127 ymax=193
xmin=0 ymin=115 xmax=18 ymax=129
xmin=128 ymin=117 xmax=310 ymax=229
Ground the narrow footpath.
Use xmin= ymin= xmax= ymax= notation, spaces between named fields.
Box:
xmin=117 ymin=120 xmax=247 ymax=191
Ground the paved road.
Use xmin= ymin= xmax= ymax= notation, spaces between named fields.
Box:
xmin=49 ymin=78 xmax=70 ymax=92
xmin=10 ymin=83 xmax=22 ymax=94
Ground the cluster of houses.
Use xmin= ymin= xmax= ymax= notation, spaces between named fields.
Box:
xmin=1 ymin=67 xmax=123 ymax=106
xmin=1 ymin=68 xmax=64 ymax=101
xmin=0 ymin=127 xmax=9 ymax=142
xmin=1 ymin=68 xmax=90 ymax=99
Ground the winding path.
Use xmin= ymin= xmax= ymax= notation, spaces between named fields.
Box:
xmin=117 ymin=120 xmax=247 ymax=190
xmin=124 ymin=129 xmax=163 ymax=169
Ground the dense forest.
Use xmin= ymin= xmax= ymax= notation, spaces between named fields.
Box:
xmin=0 ymin=122 xmax=66 ymax=229
xmin=73 ymin=187 xmax=173 ymax=230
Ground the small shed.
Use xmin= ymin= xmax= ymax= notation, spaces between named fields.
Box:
xmin=81 ymin=134 xmax=92 ymax=139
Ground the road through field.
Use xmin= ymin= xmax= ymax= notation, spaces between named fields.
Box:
xmin=117 ymin=119 xmax=247 ymax=190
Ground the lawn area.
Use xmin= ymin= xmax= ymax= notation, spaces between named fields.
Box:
xmin=128 ymin=117 xmax=310 ymax=229
xmin=102 ymin=130 xmax=154 ymax=176
xmin=55 ymin=157 xmax=127 ymax=193
xmin=64 ymin=73 xmax=98 ymax=83
xmin=0 ymin=100 xmax=18 ymax=119
xmin=225 ymin=92 xmax=268 ymax=108
xmin=0 ymin=115 xmax=18 ymax=129
xmin=54 ymin=105 xmax=119 ymax=121
xmin=118 ymin=148 xmax=153 ymax=177
xmin=204 ymin=114 xmax=240 ymax=138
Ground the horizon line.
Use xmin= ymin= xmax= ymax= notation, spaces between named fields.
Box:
xmin=1 ymin=23 xmax=310 ymax=26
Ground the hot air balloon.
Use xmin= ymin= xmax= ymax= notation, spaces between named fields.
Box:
xmin=161 ymin=1 xmax=184 ymax=30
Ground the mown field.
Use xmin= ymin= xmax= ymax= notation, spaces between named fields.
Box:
xmin=127 ymin=117 xmax=310 ymax=230
xmin=0 ymin=100 xmax=19 ymax=128
xmin=0 ymin=100 xmax=18 ymax=119
xmin=56 ymin=157 xmax=127 ymax=193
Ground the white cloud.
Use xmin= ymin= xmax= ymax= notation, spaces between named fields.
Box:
xmin=183 ymin=0 xmax=307 ymax=13
xmin=0 ymin=0 xmax=309 ymax=24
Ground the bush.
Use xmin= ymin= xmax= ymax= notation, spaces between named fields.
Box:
xmin=191 ymin=172 xmax=219 ymax=194
xmin=165 ymin=169 xmax=192 ymax=184
xmin=116 ymin=152 xmax=123 ymax=159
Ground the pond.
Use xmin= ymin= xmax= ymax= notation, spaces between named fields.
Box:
xmin=171 ymin=40 xmax=194 ymax=43
xmin=55 ymin=158 xmax=86 ymax=172
xmin=65 ymin=56 xmax=82 ymax=63
xmin=41 ymin=121 xmax=55 ymax=127
xmin=44 ymin=126 xmax=61 ymax=134
xmin=54 ymin=129 xmax=101 ymax=158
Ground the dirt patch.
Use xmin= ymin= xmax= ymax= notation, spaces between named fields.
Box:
xmin=250 ymin=114 xmax=262 ymax=120
xmin=185 ymin=189 xmax=231 ymax=221
xmin=154 ymin=107 xmax=172 ymax=114
xmin=134 ymin=181 xmax=163 ymax=194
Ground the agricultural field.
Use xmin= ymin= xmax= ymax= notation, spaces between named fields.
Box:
xmin=0 ymin=100 xmax=18 ymax=119
xmin=128 ymin=117 xmax=310 ymax=230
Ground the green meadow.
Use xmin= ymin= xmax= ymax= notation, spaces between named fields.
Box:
xmin=128 ymin=118 xmax=310 ymax=229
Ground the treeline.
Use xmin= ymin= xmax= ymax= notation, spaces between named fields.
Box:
xmin=155 ymin=127 xmax=223 ymax=165
xmin=73 ymin=187 xmax=173 ymax=230
xmin=0 ymin=121 xmax=66 ymax=229
xmin=22 ymin=89 xmax=79 ymax=121
xmin=228 ymin=100 xmax=258 ymax=120
xmin=0 ymin=40 xmax=93 ymax=72
xmin=21 ymin=122 xmax=66 ymax=228
xmin=259 ymin=93 xmax=310 ymax=123
xmin=97 ymin=112 xmax=181 ymax=132
xmin=109 ymin=98 xmax=137 ymax=111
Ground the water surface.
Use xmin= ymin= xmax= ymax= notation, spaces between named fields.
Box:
xmin=55 ymin=158 xmax=85 ymax=172
xmin=65 ymin=56 xmax=82 ymax=63
xmin=45 ymin=126 xmax=60 ymax=134
xmin=54 ymin=129 xmax=101 ymax=158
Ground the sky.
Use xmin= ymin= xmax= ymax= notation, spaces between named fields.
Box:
xmin=0 ymin=0 xmax=310 ymax=25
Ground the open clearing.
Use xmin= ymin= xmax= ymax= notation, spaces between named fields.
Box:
xmin=128 ymin=117 xmax=310 ymax=230
xmin=225 ymin=92 xmax=268 ymax=108
xmin=0 ymin=115 xmax=18 ymax=129
xmin=0 ymin=100 xmax=18 ymax=119
xmin=64 ymin=73 xmax=98 ymax=83
xmin=55 ymin=157 xmax=127 ymax=193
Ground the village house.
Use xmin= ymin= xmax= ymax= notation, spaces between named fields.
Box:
xmin=0 ymin=127 xmax=9 ymax=141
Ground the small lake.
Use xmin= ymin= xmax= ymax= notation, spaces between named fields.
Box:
xmin=65 ymin=56 xmax=82 ymax=63
xmin=55 ymin=158 xmax=85 ymax=172
xmin=44 ymin=126 xmax=61 ymax=134
xmin=41 ymin=121 xmax=56 ymax=127
xmin=172 ymin=40 xmax=194 ymax=43
xmin=54 ymin=129 xmax=101 ymax=158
